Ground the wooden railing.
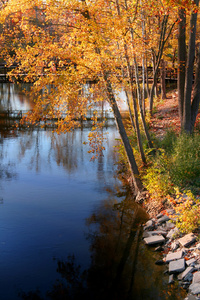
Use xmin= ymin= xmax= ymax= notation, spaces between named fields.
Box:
xmin=0 ymin=63 xmax=179 ymax=83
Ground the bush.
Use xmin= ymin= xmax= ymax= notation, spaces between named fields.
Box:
xmin=170 ymin=191 xmax=200 ymax=233
xmin=169 ymin=133 xmax=200 ymax=193
xmin=143 ymin=149 xmax=174 ymax=200
xmin=143 ymin=131 xmax=200 ymax=200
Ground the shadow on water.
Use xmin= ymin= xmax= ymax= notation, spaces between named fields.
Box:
xmin=18 ymin=191 xmax=186 ymax=300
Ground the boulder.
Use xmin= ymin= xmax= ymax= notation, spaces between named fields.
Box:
xmin=144 ymin=219 xmax=155 ymax=230
xmin=169 ymin=274 xmax=174 ymax=284
xmin=144 ymin=235 xmax=165 ymax=245
xmin=166 ymin=227 xmax=180 ymax=239
xmin=165 ymin=249 xmax=184 ymax=263
xmin=178 ymin=233 xmax=197 ymax=248
xmin=184 ymin=294 xmax=199 ymax=300
xmin=186 ymin=258 xmax=197 ymax=266
xmin=169 ymin=258 xmax=185 ymax=274
xmin=170 ymin=241 xmax=179 ymax=251
xmin=192 ymin=271 xmax=200 ymax=284
xmin=157 ymin=215 xmax=170 ymax=225
xmin=189 ymin=283 xmax=200 ymax=295
xmin=178 ymin=266 xmax=194 ymax=280
xmin=156 ymin=213 xmax=164 ymax=219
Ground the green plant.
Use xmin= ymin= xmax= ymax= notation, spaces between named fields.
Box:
xmin=169 ymin=133 xmax=200 ymax=192
xmin=143 ymin=149 xmax=174 ymax=200
xmin=171 ymin=191 xmax=200 ymax=233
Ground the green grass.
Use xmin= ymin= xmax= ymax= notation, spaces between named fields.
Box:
xmin=143 ymin=131 xmax=200 ymax=199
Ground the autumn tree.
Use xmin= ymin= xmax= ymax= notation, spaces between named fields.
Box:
xmin=177 ymin=0 xmax=200 ymax=133
xmin=0 ymin=0 xmax=147 ymax=195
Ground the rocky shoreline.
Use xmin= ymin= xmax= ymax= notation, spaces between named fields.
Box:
xmin=142 ymin=195 xmax=200 ymax=300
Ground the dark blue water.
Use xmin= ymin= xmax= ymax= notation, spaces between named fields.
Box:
xmin=0 ymin=84 xmax=184 ymax=300
xmin=0 ymin=83 xmax=122 ymax=298
xmin=0 ymin=126 xmax=122 ymax=299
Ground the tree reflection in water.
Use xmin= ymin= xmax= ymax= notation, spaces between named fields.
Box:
xmin=19 ymin=190 xmax=186 ymax=300
xmin=19 ymin=192 xmax=148 ymax=300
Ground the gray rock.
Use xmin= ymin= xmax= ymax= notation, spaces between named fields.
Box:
xmin=169 ymin=274 xmax=174 ymax=284
xmin=179 ymin=266 xmax=194 ymax=280
xmin=165 ymin=221 xmax=175 ymax=230
xmin=193 ymin=271 xmax=200 ymax=284
xmin=189 ymin=283 xmax=200 ymax=295
xmin=144 ymin=219 xmax=155 ymax=230
xmin=166 ymin=227 xmax=180 ymax=239
xmin=147 ymin=230 xmax=167 ymax=236
xmin=184 ymin=273 xmax=194 ymax=282
xmin=193 ymin=250 xmax=200 ymax=257
xmin=196 ymin=243 xmax=200 ymax=250
xmin=187 ymin=258 xmax=197 ymax=266
xmin=184 ymin=294 xmax=199 ymax=300
xmin=142 ymin=231 xmax=152 ymax=238
xmin=157 ymin=215 xmax=170 ymax=225
xmin=165 ymin=249 xmax=184 ymax=263
xmin=169 ymin=258 xmax=185 ymax=274
xmin=157 ymin=213 xmax=164 ymax=219
xmin=170 ymin=240 xmax=180 ymax=251
xmin=193 ymin=264 xmax=200 ymax=271
xmin=178 ymin=233 xmax=197 ymax=248
xmin=144 ymin=235 xmax=165 ymax=245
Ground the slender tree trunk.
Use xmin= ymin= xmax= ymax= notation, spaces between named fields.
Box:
xmin=178 ymin=7 xmax=186 ymax=126
xmin=121 ymin=66 xmax=136 ymax=131
xmin=103 ymin=72 xmax=144 ymax=194
xmin=134 ymin=56 xmax=154 ymax=150
xmin=149 ymin=15 xmax=176 ymax=115
xmin=191 ymin=45 xmax=200 ymax=131
xmin=161 ymin=59 xmax=166 ymax=100
xmin=116 ymin=0 xmax=146 ymax=165
xmin=145 ymin=56 xmax=150 ymax=99
xmin=142 ymin=55 xmax=146 ymax=114
xmin=124 ymin=45 xmax=147 ymax=165
xmin=183 ymin=0 xmax=199 ymax=133
xmin=141 ymin=0 xmax=146 ymax=115
xmin=125 ymin=89 xmax=136 ymax=131
xmin=80 ymin=0 xmax=144 ymax=194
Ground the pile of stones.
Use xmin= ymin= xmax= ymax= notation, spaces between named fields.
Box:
xmin=143 ymin=209 xmax=200 ymax=300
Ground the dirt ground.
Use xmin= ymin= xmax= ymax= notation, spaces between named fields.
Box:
xmin=149 ymin=89 xmax=200 ymax=137
xmin=149 ymin=90 xmax=181 ymax=138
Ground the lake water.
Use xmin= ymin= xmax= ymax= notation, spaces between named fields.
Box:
xmin=0 ymin=84 xmax=184 ymax=300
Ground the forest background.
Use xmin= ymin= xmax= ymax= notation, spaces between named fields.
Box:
xmin=0 ymin=0 xmax=200 ymax=233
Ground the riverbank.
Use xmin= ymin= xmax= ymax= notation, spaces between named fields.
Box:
xmin=138 ymin=91 xmax=200 ymax=299
xmin=142 ymin=194 xmax=200 ymax=299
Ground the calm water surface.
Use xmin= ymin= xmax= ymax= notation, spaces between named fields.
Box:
xmin=0 ymin=84 xmax=185 ymax=300
xmin=0 ymin=128 xmax=122 ymax=299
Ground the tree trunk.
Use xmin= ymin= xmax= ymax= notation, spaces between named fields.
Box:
xmin=123 ymin=44 xmax=147 ymax=165
xmin=134 ymin=56 xmax=154 ymax=150
xmin=178 ymin=7 xmax=186 ymax=126
xmin=149 ymin=15 xmax=176 ymax=115
xmin=103 ymin=72 xmax=144 ymax=194
xmin=191 ymin=45 xmax=200 ymax=131
xmin=183 ymin=0 xmax=199 ymax=133
xmin=142 ymin=55 xmax=146 ymax=115
xmin=145 ymin=56 xmax=150 ymax=100
xmin=160 ymin=59 xmax=166 ymax=100
xmin=124 ymin=89 xmax=136 ymax=131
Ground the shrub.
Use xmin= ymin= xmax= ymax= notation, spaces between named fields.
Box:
xmin=143 ymin=149 xmax=174 ymax=200
xmin=169 ymin=133 xmax=200 ymax=193
xmin=170 ymin=191 xmax=200 ymax=233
